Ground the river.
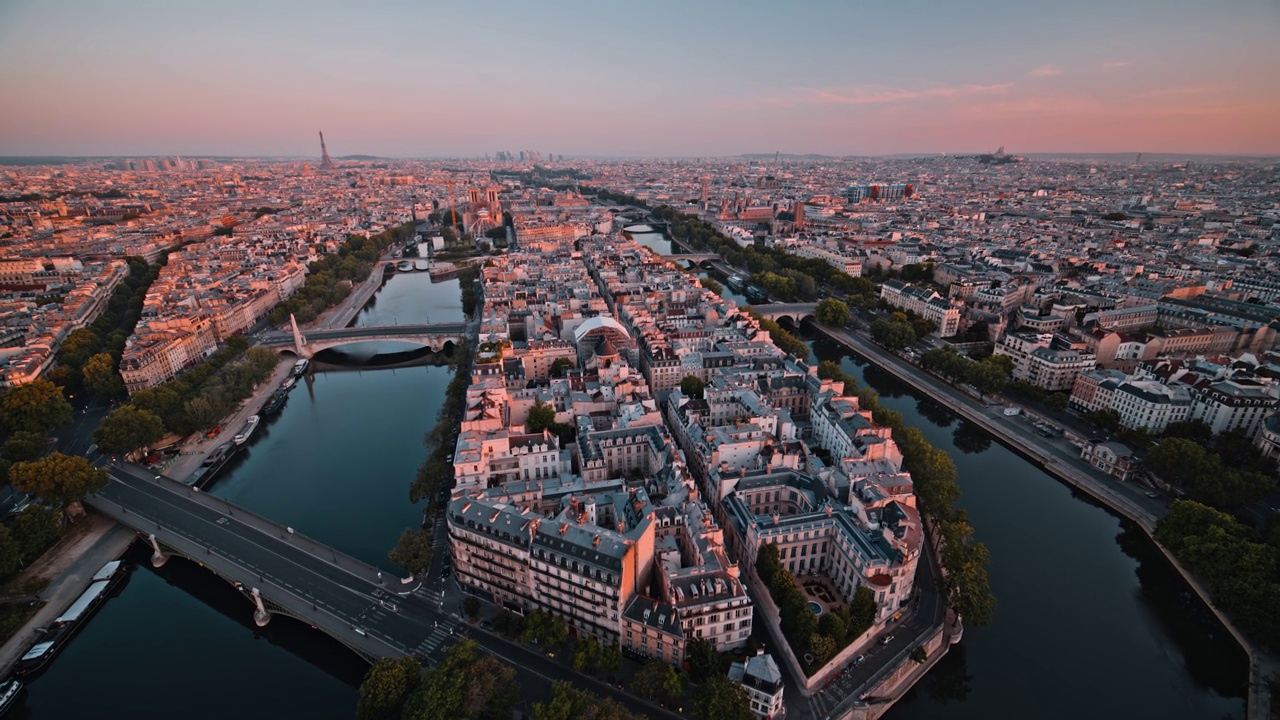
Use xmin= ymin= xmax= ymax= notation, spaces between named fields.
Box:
xmin=17 ymin=268 xmax=463 ymax=719
xmin=802 ymin=334 xmax=1246 ymax=720
xmin=16 ymin=242 xmax=1249 ymax=719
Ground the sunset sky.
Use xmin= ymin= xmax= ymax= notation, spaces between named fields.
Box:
xmin=2 ymin=0 xmax=1277 ymax=157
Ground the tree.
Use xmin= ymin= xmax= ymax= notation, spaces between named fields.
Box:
xmin=549 ymin=358 xmax=573 ymax=378
xmin=9 ymin=506 xmax=61 ymax=561
xmin=871 ymin=318 xmax=916 ymax=350
xmin=910 ymin=646 xmax=928 ymax=664
xmin=82 ymin=352 xmax=125 ymax=397
xmin=1 ymin=430 xmax=46 ymax=463
xmin=1044 ymin=392 xmax=1070 ymax=411
xmin=388 ymin=528 xmax=432 ymax=576
xmin=463 ymin=596 xmax=480 ymax=620
xmin=815 ymin=298 xmax=851 ymax=327
xmin=9 ymin=452 xmax=107 ymax=508
xmin=573 ymin=637 xmax=600 ymax=673
xmin=966 ymin=356 xmax=1010 ymax=397
xmin=693 ymin=674 xmax=754 ymax=720
xmin=632 ymin=660 xmax=682 ymax=701
xmin=0 ymin=379 xmax=73 ymax=434
xmin=526 ymin=400 xmax=556 ymax=432
xmin=817 ymin=360 xmax=857 ymax=393
xmin=357 ymin=656 xmax=422 ymax=720
xmin=810 ymin=633 xmax=837 ymax=663
xmin=93 ymin=405 xmax=165 ymax=455
xmin=681 ymin=375 xmax=706 ymax=400
xmin=0 ymin=525 xmax=20 ymax=577
xmin=685 ymin=639 xmax=724 ymax=682
xmin=599 ymin=641 xmax=622 ymax=676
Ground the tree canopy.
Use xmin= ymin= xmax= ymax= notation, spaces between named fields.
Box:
xmin=815 ymin=298 xmax=851 ymax=328
xmin=357 ymin=656 xmax=421 ymax=720
xmin=93 ymin=405 xmax=165 ymax=455
xmin=0 ymin=379 xmax=73 ymax=434
xmin=9 ymin=452 xmax=108 ymax=508
xmin=388 ymin=528 xmax=432 ymax=576
xmin=680 ymin=375 xmax=706 ymax=400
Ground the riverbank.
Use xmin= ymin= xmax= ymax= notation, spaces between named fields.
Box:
xmin=161 ymin=358 xmax=296 ymax=483
xmin=812 ymin=322 xmax=1273 ymax=720
xmin=0 ymin=514 xmax=135 ymax=677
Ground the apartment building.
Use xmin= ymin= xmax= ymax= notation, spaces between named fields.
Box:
xmin=729 ymin=653 xmax=786 ymax=720
xmin=1111 ymin=380 xmax=1192 ymax=433
xmin=1189 ymin=380 xmax=1279 ymax=438
xmin=879 ymin=280 xmax=961 ymax=337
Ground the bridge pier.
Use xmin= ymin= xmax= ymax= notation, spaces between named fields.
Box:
xmin=251 ymin=587 xmax=272 ymax=627
xmin=147 ymin=533 xmax=169 ymax=568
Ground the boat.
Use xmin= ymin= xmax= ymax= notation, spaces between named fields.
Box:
xmin=280 ymin=376 xmax=296 ymax=392
xmin=53 ymin=580 xmax=110 ymax=628
xmin=14 ymin=630 xmax=62 ymax=677
xmin=726 ymin=274 xmax=745 ymax=291
xmin=0 ymin=678 xmax=22 ymax=715
xmin=92 ymin=560 xmax=123 ymax=584
xmin=293 ymin=358 xmax=309 ymax=376
xmin=232 ymin=415 xmax=260 ymax=445
xmin=202 ymin=443 xmax=232 ymax=467
xmin=261 ymin=391 xmax=288 ymax=416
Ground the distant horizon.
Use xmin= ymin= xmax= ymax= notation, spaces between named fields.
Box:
xmin=2 ymin=149 xmax=1278 ymax=163
xmin=3 ymin=0 xmax=1278 ymax=158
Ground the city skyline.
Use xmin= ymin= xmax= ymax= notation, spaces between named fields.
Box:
xmin=1 ymin=0 xmax=1279 ymax=157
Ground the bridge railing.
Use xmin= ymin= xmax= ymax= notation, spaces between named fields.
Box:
xmin=86 ymin=489 xmax=411 ymax=660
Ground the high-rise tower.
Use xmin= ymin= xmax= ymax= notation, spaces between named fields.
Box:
xmin=319 ymin=131 xmax=334 ymax=170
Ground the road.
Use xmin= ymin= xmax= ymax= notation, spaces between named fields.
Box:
xmin=817 ymin=324 xmax=1169 ymax=529
xmin=87 ymin=462 xmax=682 ymax=719
xmin=258 ymin=321 xmax=471 ymax=347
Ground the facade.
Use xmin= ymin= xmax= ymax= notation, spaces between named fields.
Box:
xmin=1080 ymin=441 xmax=1139 ymax=481
xmin=729 ymin=653 xmax=786 ymax=719
xmin=1189 ymin=380 xmax=1279 ymax=439
xmin=1111 ymin=380 xmax=1191 ymax=433
xmin=879 ymin=280 xmax=961 ymax=337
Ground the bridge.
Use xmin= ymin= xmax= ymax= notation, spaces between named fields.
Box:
xmin=259 ymin=320 xmax=472 ymax=358
xmin=87 ymin=463 xmax=435 ymax=662
xmin=661 ymin=253 xmax=721 ymax=263
xmin=85 ymin=463 xmax=684 ymax=718
xmin=751 ymin=302 xmax=819 ymax=325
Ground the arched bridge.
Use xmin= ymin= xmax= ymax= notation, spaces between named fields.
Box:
xmin=86 ymin=463 xmax=439 ymax=663
xmin=260 ymin=321 xmax=471 ymax=358
xmin=662 ymin=253 xmax=721 ymax=263
xmin=751 ymin=302 xmax=819 ymax=325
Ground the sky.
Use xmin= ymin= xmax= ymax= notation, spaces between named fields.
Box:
xmin=1 ymin=0 xmax=1278 ymax=158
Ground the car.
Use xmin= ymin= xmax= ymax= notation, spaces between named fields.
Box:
xmin=479 ymin=621 xmax=493 ymax=631
xmin=879 ymin=634 xmax=895 ymax=645
xmin=546 ymin=651 xmax=556 ymax=659
xmin=1145 ymin=491 xmax=1160 ymax=499
xmin=852 ymin=654 xmax=866 ymax=666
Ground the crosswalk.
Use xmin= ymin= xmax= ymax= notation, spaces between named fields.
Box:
xmin=412 ymin=618 xmax=462 ymax=661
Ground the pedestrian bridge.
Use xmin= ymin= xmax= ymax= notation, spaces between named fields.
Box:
xmin=86 ymin=463 xmax=442 ymax=663
xmin=259 ymin=321 xmax=471 ymax=358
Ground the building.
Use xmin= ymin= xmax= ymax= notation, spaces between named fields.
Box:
xmin=1189 ymin=380 xmax=1279 ymax=439
xmin=728 ymin=652 xmax=786 ymax=719
xmin=1080 ymin=441 xmax=1139 ymax=481
xmin=879 ymin=280 xmax=961 ymax=337
xmin=1111 ymin=380 xmax=1191 ymax=433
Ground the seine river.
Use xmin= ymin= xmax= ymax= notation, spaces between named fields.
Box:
xmin=18 ymin=267 xmax=462 ymax=719
xmin=17 ymin=235 xmax=1247 ymax=719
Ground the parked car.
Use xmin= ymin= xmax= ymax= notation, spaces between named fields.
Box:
xmin=880 ymin=634 xmax=895 ymax=646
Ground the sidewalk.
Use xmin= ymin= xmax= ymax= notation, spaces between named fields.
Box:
xmin=164 ymin=358 xmax=295 ymax=483
xmin=0 ymin=514 xmax=135 ymax=677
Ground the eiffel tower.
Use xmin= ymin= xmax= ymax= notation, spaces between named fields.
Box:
xmin=319 ymin=131 xmax=334 ymax=170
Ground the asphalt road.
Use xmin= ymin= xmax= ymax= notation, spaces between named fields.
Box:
xmin=88 ymin=463 xmax=681 ymax=719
